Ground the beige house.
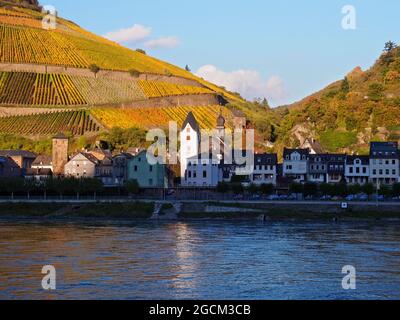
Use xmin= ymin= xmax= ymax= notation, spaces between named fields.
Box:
xmin=64 ymin=153 xmax=99 ymax=178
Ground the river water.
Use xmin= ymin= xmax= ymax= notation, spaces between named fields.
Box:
xmin=0 ymin=219 xmax=399 ymax=300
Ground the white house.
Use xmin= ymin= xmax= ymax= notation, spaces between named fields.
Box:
xmin=180 ymin=112 xmax=200 ymax=182
xmin=184 ymin=153 xmax=220 ymax=187
xmin=345 ymin=155 xmax=370 ymax=185
xmin=283 ymin=148 xmax=309 ymax=182
xmin=64 ymin=152 xmax=99 ymax=178
xmin=369 ymin=142 xmax=399 ymax=185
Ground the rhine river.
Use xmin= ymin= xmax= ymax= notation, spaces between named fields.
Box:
xmin=0 ymin=219 xmax=399 ymax=300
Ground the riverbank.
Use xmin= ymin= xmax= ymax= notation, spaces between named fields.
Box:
xmin=0 ymin=201 xmax=400 ymax=220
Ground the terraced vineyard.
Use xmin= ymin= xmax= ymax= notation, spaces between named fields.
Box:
xmin=0 ymin=5 xmax=243 ymax=103
xmin=91 ymin=106 xmax=233 ymax=130
xmin=70 ymin=76 xmax=146 ymax=105
xmin=0 ymin=71 xmax=86 ymax=105
xmin=138 ymin=81 xmax=213 ymax=98
xmin=0 ymin=110 xmax=100 ymax=135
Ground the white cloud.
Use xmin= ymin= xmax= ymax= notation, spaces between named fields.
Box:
xmin=196 ymin=65 xmax=287 ymax=106
xmin=103 ymin=24 xmax=152 ymax=43
xmin=144 ymin=36 xmax=180 ymax=49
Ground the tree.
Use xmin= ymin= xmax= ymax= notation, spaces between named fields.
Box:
xmin=231 ymin=183 xmax=244 ymax=195
xmin=85 ymin=178 xmax=103 ymax=200
xmin=289 ymin=182 xmax=303 ymax=194
xmin=136 ymin=48 xmax=146 ymax=55
xmin=378 ymin=184 xmax=391 ymax=198
xmin=89 ymin=64 xmax=100 ymax=77
xmin=185 ymin=65 xmax=191 ymax=72
xmin=260 ymin=183 xmax=274 ymax=195
xmin=2 ymin=177 xmax=24 ymax=200
xmin=368 ymin=83 xmax=384 ymax=102
xmin=319 ymin=183 xmax=334 ymax=196
xmin=347 ymin=183 xmax=361 ymax=195
xmin=392 ymin=183 xmax=400 ymax=197
xmin=216 ymin=181 xmax=229 ymax=193
xmin=303 ymin=182 xmax=318 ymax=197
xmin=247 ymin=183 xmax=259 ymax=194
xmin=23 ymin=178 xmax=37 ymax=199
xmin=125 ymin=179 xmax=140 ymax=195
xmin=384 ymin=41 xmax=397 ymax=53
xmin=341 ymin=77 xmax=350 ymax=94
xmin=362 ymin=183 xmax=375 ymax=200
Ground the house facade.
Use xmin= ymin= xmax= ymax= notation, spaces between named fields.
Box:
xmin=345 ymin=155 xmax=370 ymax=185
xmin=307 ymin=154 xmax=328 ymax=183
xmin=283 ymin=148 xmax=309 ymax=182
xmin=126 ymin=150 xmax=168 ymax=188
xmin=369 ymin=142 xmax=399 ymax=185
xmin=326 ymin=154 xmax=346 ymax=183
xmin=0 ymin=150 xmax=36 ymax=175
xmin=184 ymin=154 xmax=220 ymax=187
xmin=250 ymin=153 xmax=277 ymax=185
xmin=64 ymin=153 xmax=98 ymax=178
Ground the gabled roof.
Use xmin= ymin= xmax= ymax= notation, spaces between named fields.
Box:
xmin=283 ymin=148 xmax=310 ymax=158
xmin=182 ymin=112 xmax=200 ymax=133
xmin=0 ymin=156 xmax=19 ymax=168
xmin=345 ymin=155 xmax=369 ymax=165
xmin=69 ymin=152 xmax=99 ymax=164
xmin=254 ymin=153 xmax=278 ymax=165
xmin=32 ymin=155 xmax=52 ymax=166
xmin=302 ymin=138 xmax=324 ymax=154
xmin=0 ymin=150 xmax=37 ymax=158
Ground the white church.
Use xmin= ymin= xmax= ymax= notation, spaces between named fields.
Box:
xmin=180 ymin=112 xmax=226 ymax=187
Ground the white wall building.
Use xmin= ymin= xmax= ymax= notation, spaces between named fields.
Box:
xmin=250 ymin=153 xmax=277 ymax=185
xmin=345 ymin=155 xmax=370 ymax=185
xmin=369 ymin=142 xmax=399 ymax=185
xmin=184 ymin=154 xmax=220 ymax=187
xmin=283 ymin=148 xmax=309 ymax=182
xmin=180 ymin=112 xmax=200 ymax=182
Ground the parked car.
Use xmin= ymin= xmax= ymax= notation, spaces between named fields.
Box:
xmin=251 ymin=194 xmax=261 ymax=200
xmin=345 ymin=195 xmax=356 ymax=201
xmin=356 ymin=193 xmax=368 ymax=201
xmin=278 ymin=195 xmax=288 ymax=201
xmin=266 ymin=194 xmax=280 ymax=201
xmin=320 ymin=195 xmax=332 ymax=201
xmin=287 ymin=194 xmax=297 ymax=201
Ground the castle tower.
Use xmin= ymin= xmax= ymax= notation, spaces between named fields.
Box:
xmin=52 ymin=133 xmax=69 ymax=175
xmin=180 ymin=112 xmax=200 ymax=181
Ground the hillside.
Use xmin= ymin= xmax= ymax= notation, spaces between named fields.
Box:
xmin=269 ymin=43 xmax=400 ymax=155
xmin=0 ymin=1 xmax=253 ymax=141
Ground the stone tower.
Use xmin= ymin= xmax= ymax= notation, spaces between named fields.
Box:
xmin=52 ymin=133 xmax=69 ymax=175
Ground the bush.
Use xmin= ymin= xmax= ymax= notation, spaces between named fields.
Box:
xmin=89 ymin=64 xmax=100 ymax=75
xmin=129 ymin=69 xmax=140 ymax=78
xmin=260 ymin=183 xmax=274 ymax=195
xmin=216 ymin=182 xmax=229 ymax=193
xmin=125 ymin=179 xmax=140 ymax=195
xmin=136 ymin=49 xmax=146 ymax=55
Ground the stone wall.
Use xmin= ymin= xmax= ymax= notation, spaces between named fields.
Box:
xmin=0 ymin=62 xmax=203 ymax=87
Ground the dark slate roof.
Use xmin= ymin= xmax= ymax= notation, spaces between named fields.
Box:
xmin=308 ymin=154 xmax=329 ymax=163
xmin=254 ymin=153 xmax=278 ymax=165
xmin=32 ymin=155 xmax=52 ymax=166
xmin=283 ymin=148 xmax=310 ymax=158
xmin=345 ymin=155 xmax=369 ymax=165
xmin=0 ymin=156 xmax=19 ymax=168
xmin=26 ymin=168 xmax=53 ymax=176
xmin=182 ymin=112 xmax=200 ymax=132
xmin=370 ymin=141 xmax=399 ymax=159
xmin=53 ymin=132 xmax=68 ymax=140
xmin=0 ymin=150 xmax=36 ymax=158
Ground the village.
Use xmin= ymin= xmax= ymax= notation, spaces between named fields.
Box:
xmin=0 ymin=111 xmax=399 ymax=201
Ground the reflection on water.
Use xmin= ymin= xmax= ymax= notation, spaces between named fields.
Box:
xmin=0 ymin=218 xmax=400 ymax=300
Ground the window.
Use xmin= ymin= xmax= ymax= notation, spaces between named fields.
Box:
xmin=187 ymin=136 xmax=191 ymax=141
xmin=203 ymin=171 xmax=207 ymax=178
xmin=149 ymin=165 xmax=153 ymax=172
xmin=349 ymin=167 xmax=353 ymax=174
xmin=134 ymin=165 xmax=138 ymax=172
xmin=188 ymin=171 xmax=192 ymax=178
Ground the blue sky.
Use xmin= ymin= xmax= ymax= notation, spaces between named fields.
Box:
xmin=49 ymin=0 xmax=400 ymax=106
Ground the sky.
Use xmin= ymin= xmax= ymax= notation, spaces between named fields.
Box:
xmin=48 ymin=0 xmax=400 ymax=106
